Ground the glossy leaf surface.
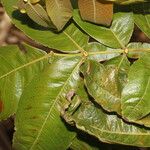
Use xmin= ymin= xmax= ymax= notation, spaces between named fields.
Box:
xmin=64 ymin=93 xmax=150 ymax=147
xmin=121 ymin=53 xmax=150 ymax=124
xmin=73 ymin=9 xmax=134 ymax=48
xmin=0 ymin=45 xmax=47 ymax=120
xmin=13 ymin=56 xmax=83 ymax=150
xmin=81 ymin=56 xmax=130 ymax=114
xmin=127 ymin=42 xmax=150 ymax=58
xmin=133 ymin=3 xmax=150 ymax=39
xmin=85 ymin=42 xmax=120 ymax=62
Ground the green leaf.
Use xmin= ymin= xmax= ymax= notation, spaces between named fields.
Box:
xmin=121 ymin=53 xmax=150 ymax=125
xmin=133 ymin=3 xmax=150 ymax=39
xmin=69 ymin=137 xmax=99 ymax=150
xmin=64 ymin=92 xmax=150 ymax=147
xmin=127 ymin=42 xmax=150 ymax=58
xmin=45 ymin=0 xmax=73 ymax=31
xmin=13 ymin=56 xmax=83 ymax=150
xmin=73 ymin=9 xmax=134 ymax=49
xmin=85 ymin=42 xmax=120 ymax=62
xmin=2 ymin=0 xmax=88 ymax=52
xmin=25 ymin=3 xmax=54 ymax=28
xmin=80 ymin=56 xmax=130 ymax=114
xmin=0 ymin=45 xmax=47 ymax=120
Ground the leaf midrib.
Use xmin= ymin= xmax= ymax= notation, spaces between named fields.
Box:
xmin=90 ymin=125 xmax=150 ymax=135
xmin=110 ymin=29 xmax=125 ymax=49
xmin=1 ymin=48 xmax=150 ymax=80
xmin=29 ymin=58 xmax=83 ymax=150
xmin=63 ymin=31 xmax=86 ymax=53
xmin=127 ymin=76 xmax=150 ymax=119
xmin=27 ymin=2 xmax=49 ymax=25
xmin=92 ymin=0 xmax=96 ymax=23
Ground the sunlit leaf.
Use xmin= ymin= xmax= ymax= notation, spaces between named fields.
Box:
xmin=121 ymin=53 xmax=150 ymax=125
xmin=0 ymin=44 xmax=47 ymax=120
xmin=127 ymin=42 xmax=150 ymax=58
xmin=13 ymin=56 xmax=83 ymax=150
xmin=85 ymin=42 xmax=120 ymax=62
xmin=73 ymin=9 xmax=134 ymax=48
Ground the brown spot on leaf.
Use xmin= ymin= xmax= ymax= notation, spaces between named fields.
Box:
xmin=0 ymin=100 xmax=3 ymax=112
xmin=66 ymin=90 xmax=75 ymax=102
xmin=25 ymin=106 xmax=32 ymax=110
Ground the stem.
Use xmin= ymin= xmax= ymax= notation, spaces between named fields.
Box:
xmin=1 ymin=47 xmax=150 ymax=80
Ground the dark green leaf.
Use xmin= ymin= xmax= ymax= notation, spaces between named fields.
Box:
xmin=133 ymin=3 xmax=150 ymax=39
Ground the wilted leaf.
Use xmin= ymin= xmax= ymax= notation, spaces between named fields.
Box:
xmin=64 ymin=91 xmax=150 ymax=147
xmin=80 ymin=55 xmax=130 ymax=114
xmin=78 ymin=0 xmax=113 ymax=26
